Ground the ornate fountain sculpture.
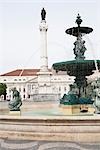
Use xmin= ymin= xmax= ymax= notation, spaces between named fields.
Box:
xmin=53 ymin=14 xmax=100 ymax=109
xmin=73 ymin=14 xmax=86 ymax=60
xmin=9 ymin=87 xmax=22 ymax=111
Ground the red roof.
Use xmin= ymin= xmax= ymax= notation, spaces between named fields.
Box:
xmin=0 ymin=69 xmax=40 ymax=76
xmin=0 ymin=69 xmax=52 ymax=76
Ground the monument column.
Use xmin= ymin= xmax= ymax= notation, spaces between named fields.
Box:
xmin=37 ymin=8 xmax=52 ymax=98
xmin=39 ymin=8 xmax=48 ymax=72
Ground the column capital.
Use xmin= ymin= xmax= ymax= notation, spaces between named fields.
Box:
xmin=39 ymin=21 xmax=48 ymax=32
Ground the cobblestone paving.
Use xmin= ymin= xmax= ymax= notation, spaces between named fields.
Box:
xmin=0 ymin=139 xmax=100 ymax=150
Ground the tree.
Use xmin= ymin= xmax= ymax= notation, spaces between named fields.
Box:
xmin=0 ymin=83 xmax=7 ymax=100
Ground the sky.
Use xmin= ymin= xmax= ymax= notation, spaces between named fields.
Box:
xmin=0 ymin=0 xmax=100 ymax=74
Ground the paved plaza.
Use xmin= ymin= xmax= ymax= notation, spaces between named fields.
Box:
xmin=0 ymin=139 xmax=100 ymax=150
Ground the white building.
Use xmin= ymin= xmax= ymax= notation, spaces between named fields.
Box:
xmin=0 ymin=8 xmax=75 ymax=101
xmin=0 ymin=69 xmax=74 ymax=101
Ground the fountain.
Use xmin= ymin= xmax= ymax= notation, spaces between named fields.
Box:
xmin=53 ymin=14 xmax=100 ymax=114
xmin=1 ymin=10 xmax=100 ymax=143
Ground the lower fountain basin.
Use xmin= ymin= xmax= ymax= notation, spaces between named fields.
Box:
xmin=53 ymin=59 xmax=100 ymax=77
xmin=0 ymin=101 xmax=94 ymax=116
xmin=0 ymin=101 xmax=99 ymax=142
xmin=0 ymin=115 xmax=100 ymax=142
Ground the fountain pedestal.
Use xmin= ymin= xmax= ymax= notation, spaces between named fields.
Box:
xmin=9 ymin=110 xmax=21 ymax=116
xmin=59 ymin=104 xmax=94 ymax=115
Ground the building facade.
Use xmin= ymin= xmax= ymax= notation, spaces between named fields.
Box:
xmin=0 ymin=69 xmax=75 ymax=101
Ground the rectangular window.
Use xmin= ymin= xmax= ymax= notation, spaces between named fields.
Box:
xmin=64 ymin=87 xmax=66 ymax=91
xmin=59 ymin=87 xmax=61 ymax=91
xmin=28 ymin=95 xmax=30 ymax=98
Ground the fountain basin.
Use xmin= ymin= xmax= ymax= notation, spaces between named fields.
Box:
xmin=0 ymin=115 xmax=100 ymax=142
xmin=0 ymin=101 xmax=94 ymax=116
xmin=0 ymin=102 xmax=99 ymax=142
xmin=66 ymin=26 xmax=93 ymax=37
xmin=53 ymin=60 xmax=100 ymax=76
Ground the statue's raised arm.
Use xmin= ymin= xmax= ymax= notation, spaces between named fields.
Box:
xmin=41 ymin=8 xmax=46 ymax=20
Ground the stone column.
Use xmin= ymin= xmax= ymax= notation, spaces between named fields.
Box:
xmin=37 ymin=8 xmax=53 ymax=100
xmin=39 ymin=20 xmax=48 ymax=72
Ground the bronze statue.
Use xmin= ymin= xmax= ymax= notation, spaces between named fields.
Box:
xmin=9 ymin=88 xmax=22 ymax=111
xmin=41 ymin=8 xmax=46 ymax=20
xmin=91 ymin=78 xmax=100 ymax=113
xmin=73 ymin=34 xmax=86 ymax=60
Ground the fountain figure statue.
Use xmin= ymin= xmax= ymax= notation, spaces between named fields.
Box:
xmin=91 ymin=78 xmax=100 ymax=113
xmin=73 ymin=14 xmax=86 ymax=60
xmin=73 ymin=33 xmax=86 ymax=60
xmin=9 ymin=87 xmax=22 ymax=111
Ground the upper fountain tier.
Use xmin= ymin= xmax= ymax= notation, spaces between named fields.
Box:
xmin=53 ymin=14 xmax=100 ymax=90
xmin=65 ymin=14 xmax=93 ymax=37
xmin=66 ymin=14 xmax=93 ymax=60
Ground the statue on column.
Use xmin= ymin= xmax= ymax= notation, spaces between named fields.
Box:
xmin=41 ymin=8 xmax=46 ymax=20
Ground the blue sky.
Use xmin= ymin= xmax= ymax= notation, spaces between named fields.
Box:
xmin=0 ymin=0 xmax=100 ymax=74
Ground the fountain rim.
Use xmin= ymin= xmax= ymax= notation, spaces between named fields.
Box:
xmin=52 ymin=59 xmax=100 ymax=76
xmin=65 ymin=26 xmax=93 ymax=37
xmin=0 ymin=115 xmax=100 ymax=121
xmin=53 ymin=59 xmax=100 ymax=66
